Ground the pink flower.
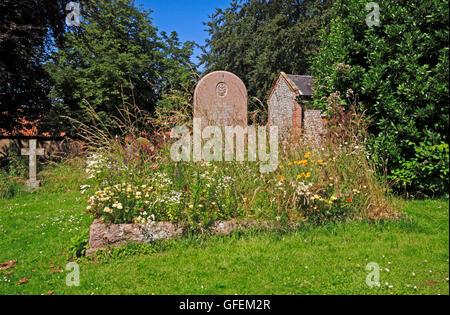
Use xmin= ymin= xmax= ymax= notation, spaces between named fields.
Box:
xmin=152 ymin=165 xmax=158 ymax=171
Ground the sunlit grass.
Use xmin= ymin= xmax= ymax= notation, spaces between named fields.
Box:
xmin=0 ymin=189 xmax=448 ymax=295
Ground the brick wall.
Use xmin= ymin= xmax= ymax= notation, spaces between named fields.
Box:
xmin=0 ymin=139 xmax=84 ymax=159
xmin=303 ymin=109 xmax=325 ymax=147
xmin=292 ymin=103 xmax=303 ymax=140
xmin=269 ymin=77 xmax=297 ymax=135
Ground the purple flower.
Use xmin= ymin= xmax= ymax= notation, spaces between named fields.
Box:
xmin=174 ymin=173 xmax=178 ymax=178
xmin=123 ymin=158 xmax=127 ymax=163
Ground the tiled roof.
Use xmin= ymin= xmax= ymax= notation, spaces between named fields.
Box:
xmin=286 ymin=74 xmax=314 ymax=96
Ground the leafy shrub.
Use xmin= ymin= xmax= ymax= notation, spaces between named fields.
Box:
xmin=391 ymin=141 xmax=449 ymax=197
xmin=68 ymin=233 xmax=89 ymax=258
xmin=311 ymin=0 xmax=449 ymax=196
xmin=7 ymin=144 xmax=28 ymax=178
xmin=0 ymin=170 xmax=23 ymax=199
xmin=0 ymin=143 xmax=27 ymax=199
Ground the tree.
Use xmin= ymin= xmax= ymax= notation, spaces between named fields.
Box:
xmin=311 ymin=0 xmax=449 ymax=195
xmin=0 ymin=0 xmax=65 ymax=132
xmin=156 ymin=31 xmax=198 ymax=128
xmin=201 ymin=0 xmax=333 ymax=108
xmin=46 ymin=0 xmax=196 ymax=135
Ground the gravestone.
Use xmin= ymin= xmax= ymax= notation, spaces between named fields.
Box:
xmin=194 ymin=71 xmax=248 ymax=127
xmin=21 ymin=139 xmax=44 ymax=189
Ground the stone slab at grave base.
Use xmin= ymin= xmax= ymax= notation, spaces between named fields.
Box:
xmin=87 ymin=219 xmax=182 ymax=256
xmin=87 ymin=219 xmax=276 ymax=256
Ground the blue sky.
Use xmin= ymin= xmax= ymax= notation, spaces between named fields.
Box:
xmin=135 ymin=0 xmax=231 ymax=64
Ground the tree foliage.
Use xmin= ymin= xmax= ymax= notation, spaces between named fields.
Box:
xmin=201 ymin=0 xmax=333 ymax=106
xmin=0 ymin=0 xmax=66 ymax=132
xmin=46 ymin=0 xmax=196 ymax=135
xmin=311 ymin=0 xmax=449 ymax=195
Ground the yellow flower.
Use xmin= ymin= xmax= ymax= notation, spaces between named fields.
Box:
xmin=306 ymin=172 xmax=311 ymax=178
xmin=189 ymin=204 xmax=194 ymax=209
xmin=280 ymin=176 xmax=285 ymax=182
xmin=304 ymin=152 xmax=311 ymax=159
xmin=288 ymin=162 xmax=293 ymax=166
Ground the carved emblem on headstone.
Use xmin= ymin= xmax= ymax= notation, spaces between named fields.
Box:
xmin=216 ymin=82 xmax=228 ymax=98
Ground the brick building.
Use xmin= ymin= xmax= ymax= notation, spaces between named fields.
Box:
xmin=267 ymin=72 xmax=325 ymax=146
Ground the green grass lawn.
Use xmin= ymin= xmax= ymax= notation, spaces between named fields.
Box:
xmin=0 ymin=191 xmax=448 ymax=295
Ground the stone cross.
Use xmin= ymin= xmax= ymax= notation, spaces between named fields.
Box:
xmin=21 ymin=139 xmax=44 ymax=189
xmin=194 ymin=71 xmax=248 ymax=128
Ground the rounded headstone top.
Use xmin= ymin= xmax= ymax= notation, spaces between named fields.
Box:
xmin=194 ymin=71 xmax=248 ymax=127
